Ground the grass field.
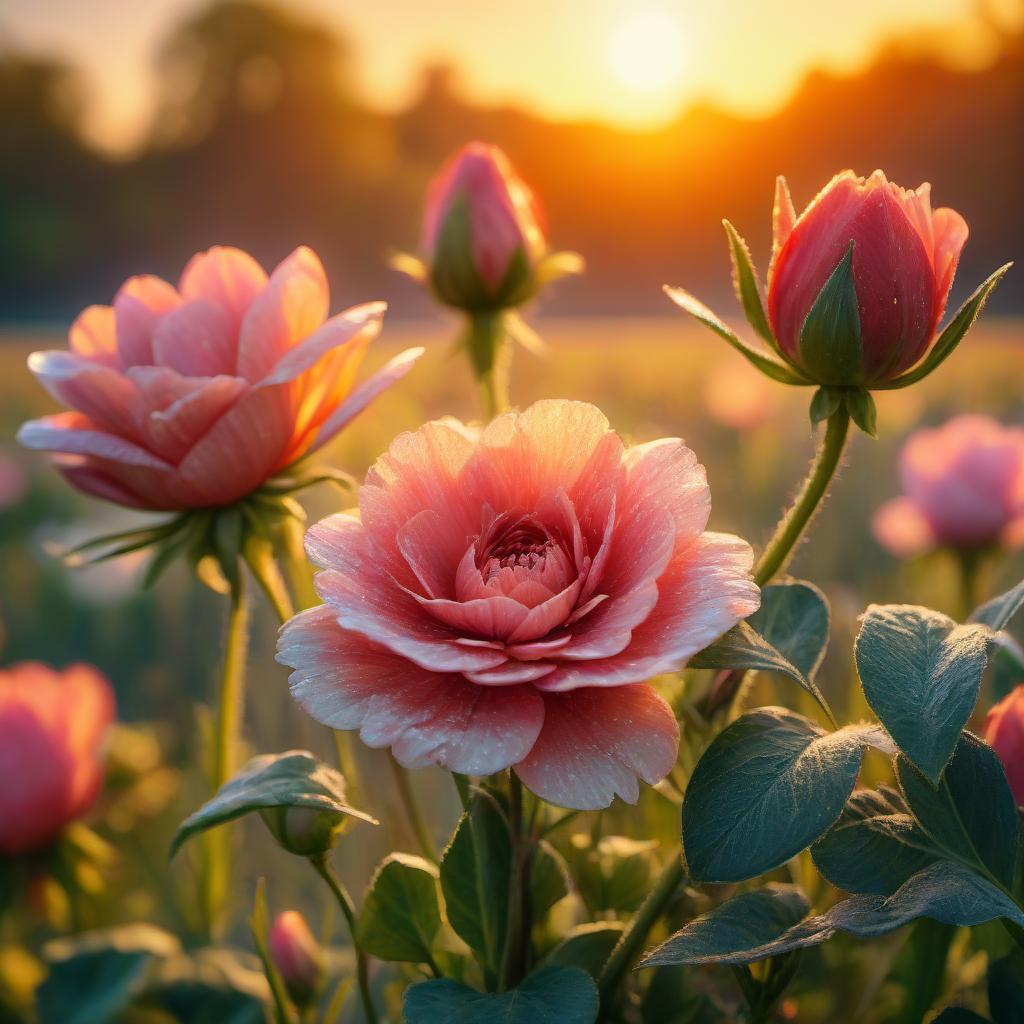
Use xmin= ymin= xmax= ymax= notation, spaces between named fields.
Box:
xmin=2 ymin=315 xmax=1023 ymax=1019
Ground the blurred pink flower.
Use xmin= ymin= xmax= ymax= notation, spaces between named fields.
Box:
xmin=768 ymin=170 xmax=968 ymax=385
xmin=0 ymin=455 xmax=27 ymax=510
xmin=422 ymin=142 xmax=545 ymax=307
xmin=984 ymin=685 xmax=1024 ymax=806
xmin=704 ymin=358 xmax=779 ymax=432
xmin=269 ymin=910 xmax=323 ymax=1003
xmin=278 ymin=400 xmax=759 ymax=810
xmin=873 ymin=415 xmax=1024 ymax=557
xmin=18 ymin=246 xmax=421 ymax=510
xmin=0 ymin=662 xmax=115 ymax=855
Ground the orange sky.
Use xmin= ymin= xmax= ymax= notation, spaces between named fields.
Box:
xmin=3 ymin=0 xmax=1020 ymax=150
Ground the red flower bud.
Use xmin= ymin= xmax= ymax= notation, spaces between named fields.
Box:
xmin=268 ymin=910 xmax=323 ymax=1006
xmin=767 ymin=170 xmax=968 ymax=386
xmin=422 ymin=142 xmax=546 ymax=311
xmin=984 ymin=686 xmax=1024 ymax=806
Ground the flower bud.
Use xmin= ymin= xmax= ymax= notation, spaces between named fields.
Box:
xmin=258 ymin=805 xmax=346 ymax=857
xmin=984 ymin=686 xmax=1024 ymax=806
xmin=767 ymin=170 xmax=968 ymax=386
xmin=269 ymin=910 xmax=323 ymax=1007
xmin=872 ymin=415 xmax=1024 ymax=558
xmin=422 ymin=142 xmax=545 ymax=311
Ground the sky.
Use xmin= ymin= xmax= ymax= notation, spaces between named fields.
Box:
xmin=2 ymin=0 xmax=1018 ymax=151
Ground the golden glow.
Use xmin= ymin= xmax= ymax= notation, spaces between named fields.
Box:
xmin=607 ymin=8 xmax=689 ymax=96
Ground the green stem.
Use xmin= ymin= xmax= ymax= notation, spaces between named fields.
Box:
xmin=464 ymin=310 xmax=509 ymax=418
xmin=955 ymin=549 xmax=983 ymax=621
xmin=753 ymin=407 xmax=850 ymax=586
xmin=499 ymin=774 xmax=527 ymax=991
xmin=244 ymin=542 xmax=295 ymax=623
xmin=598 ymin=411 xmax=854 ymax=1010
xmin=388 ymin=753 xmax=437 ymax=862
xmin=203 ymin=571 xmax=251 ymax=937
xmin=310 ymin=855 xmax=378 ymax=1024
xmin=597 ymin=856 xmax=685 ymax=1011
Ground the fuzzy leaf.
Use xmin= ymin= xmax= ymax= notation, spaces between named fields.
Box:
xmin=682 ymin=707 xmax=876 ymax=883
xmin=856 ymin=605 xmax=991 ymax=782
xmin=972 ymin=578 xmax=1024 ymax=632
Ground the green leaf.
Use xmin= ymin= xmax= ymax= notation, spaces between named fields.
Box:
xmin=797 ymin=241 xmax=863 ymax=386
xmin=896 ymin=732 xmax=1019 ymax=889
xmin=568 ymin=835 xmax=658 ymax=915
xmin=542 ymin=923 xmax=625 ymax=980
xmin=440 ymin=794 xmax=510 ymax=971
xmin=170 ymin=751 xmax=377 ymax=859
xmin=641 ymin=969 xmax=724 ymax=1024
xmin=685 ymin=861 xmax=1024 ymax=964
xmin=723 ymin=219 xmax=775 ymax=346
xmin=988 ymin=950 xmax=1024 ymax=1024
xmin=844 ymin=388 xmax=878 ymax=438
xmin=639 ymin=884 xmax=810 ymax=968
xmin=682 ymin=707 xmax=877 ymax=883
xmin=855 ymin=604 xmax=991 ymax=783
xmin=809 ymin=386 xmax=843 ymax=425
xmin=690 ymin=582 xmax=834 ymax=723
xmin=811 ymin=787 xmax=939 ymax=896
xmin=148 ymin=947 xmax=269 ymax=1024
xmin=972 ymin=578 xmax=1024 ymax=632
xmin=403 ymin=965 xmax=599 ymax=1024
xmin=356 ymin=853 xmax=441 ymax=964
xmin=879 ymin=262 xmax=1013 ymax=390
xmin=663 ymin=285 xmax=809 ymax=385
xmin=531 ymin=840 xmax=571 ymax=919
xmin=38 ymin=925 xmax=179 ymax=1024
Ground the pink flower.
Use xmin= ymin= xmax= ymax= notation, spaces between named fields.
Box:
xmin=873 ymin=415 xmax=1024 ymax=557
xmin=422 ymin=142 xmax=546 ymax=309
xmin=0 ymin=663 xmax=115 ymax=855
xmin=767 ymin=170 xmax=968 ymax=385
xmin=278 ymin=400 xmax=759 ymax=810
xmin=269 ymin=910 xmax=323 ymax=1004
xmin=984 ymin=686 xmax=1024 ymax=806
xmin=18 ymin=247 xmax=421 ymax=510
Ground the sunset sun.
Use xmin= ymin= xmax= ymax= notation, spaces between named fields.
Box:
xmin=607 ymin=7 xmax=689 ymax=96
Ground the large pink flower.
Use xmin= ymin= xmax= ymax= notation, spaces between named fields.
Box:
xmin=278 ymin=400 xmax=759 ymax=809
xmin=768 ymin=170 xmax=968 ymax=385
xmin=18 ymin=246 xmax=421 ymax=510
xmin=0 ymin=663 xmax=115 ymax=855
xmin=873 ymin=415 xmax=1024 ymax=557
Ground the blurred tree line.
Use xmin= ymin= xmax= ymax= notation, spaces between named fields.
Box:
xmin=0 ymin=0 xmax=1021 ymax=324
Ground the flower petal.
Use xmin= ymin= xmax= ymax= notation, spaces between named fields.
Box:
xmin=26 ymin=351 xmax=143 ymax=433
xmin=514 ymin=684 xmax=679 ymax=809
xmin=113 ymin=275 xmax=181 ymax=368
xmin=17 ymin=413 xmax=173 ymax=470
xmin=279 ymin=606 xmax=544 ymax=776
xmin=179 ymin=246 xmax=268 ymax=331
xmin=151 ymin=299 xmax=237 ymax=378
xmin=68 ymin=305 xmax=119 ymax=367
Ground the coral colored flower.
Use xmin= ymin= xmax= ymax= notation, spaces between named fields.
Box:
xmin=0 ymin=663 xmax=115 ymax=855
xmin=767 ymin=170 xmax=968 ymax=385
xmin=873 ymin=415 xmax=1024 ymax=557
xmin=278 ymin=400 xmax=759 ymax=810
xmin=18 ymin=246 xmax=421 ymax=510
xmin=422 ymin=142 xmax=546 ymax=309
xmin=984 ymin=686 xmax=1024 ymax=806
xmin=269 ymin=910 xmax=323 ymax=1004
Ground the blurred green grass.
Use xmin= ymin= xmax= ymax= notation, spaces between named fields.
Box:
xmin=1 ymin=316 xmax=1022 ymax=1016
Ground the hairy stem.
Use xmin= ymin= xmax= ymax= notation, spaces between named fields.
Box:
xmin=203 ymin=571 xmax=250 ymax=938
xmin=310 ymin=855 xmax=378 ymax=1024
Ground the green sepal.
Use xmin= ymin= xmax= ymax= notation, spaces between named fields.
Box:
xmin=844 ymin=388 xmax=878 ymax=438
xmin=797 ymin=241 xmax=863 ymax=385
xmin=877 ymin=262 xmax=1013 ymax=390
xmin=809 ymin=386 xmax=843 ymax=426
xmin=663 ymin=285 xmax=810 ymax=385
xmin=723 ymin=219 xmax=776 ymax=348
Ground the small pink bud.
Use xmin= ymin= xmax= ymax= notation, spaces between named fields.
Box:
xmin=984 ymin=686 xmax=1024 ymax=806
xmin=269 ymin=910 xmax=323 ymax=1006
xmin=422 ymin=142 xmax=546 ymax=310
xmin=767 ymin=170 xmax=968 ymax=385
